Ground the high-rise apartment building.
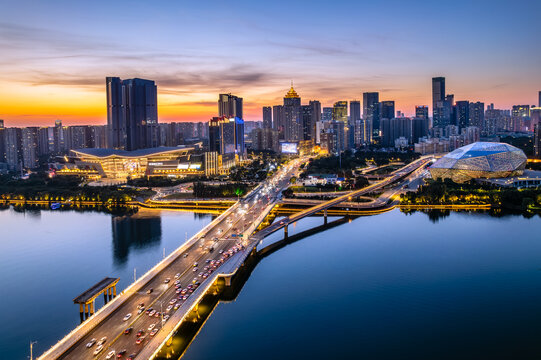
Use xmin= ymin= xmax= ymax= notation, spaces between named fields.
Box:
xmin=262 ymin=106 xmax=272 ymax=129
xmin=534 ymin=124 xmax=541 ymax=158
xmin=455 ymin=101 xmax=470 ymax=130
xmin=4 ymin=127 xmax=22 ymax=171
xmin=272 ymin=105 xmax=284 ymax=138
xmin=219 ymin=94 xmax=243 ymax=119
xmin=0 ymin=120 xmax=4 ymax=129
xmin=21 ymin=127 xmax=39 ymax=169
xmin=412 ymin=117 xmax=429 ymax=143
xmin=106 ymin=77 xmax=158 ymax=151
xmin=381 ymin=117 xmax=412 ymax=147
xmin=322 ymin=107 xmax=333 ymax=122
xmin=469 ymin=102 xmax=485 ymax=132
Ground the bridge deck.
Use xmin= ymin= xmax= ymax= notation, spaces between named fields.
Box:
xmin=73 ymin=277 xmax=119 ymax=304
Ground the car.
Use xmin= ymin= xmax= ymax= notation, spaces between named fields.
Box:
xmin=93 ymin=344 xmax=104 ymax=356
xmin=164 ymin=278 xmax=170 ymax=284
xmin=174 ymin=279 xmax=181 ymax=285
xmin=205 ymin=259 xmax=212 ymax=264
xmin=123 ymin=313 xmax=132 ymax=321
xmin=193 ymin=262 xmax=198 ymax=267
xmin=136 ymin=336 xmax=146 ymax=345
xmin=97 ymin=337 xmax=107 ymax=346
xmin=219 ymin=249 xmax=224 ymax=254
xmin=148 ymin=323 xmax=156 ymax=331
xmin=174 ymin=303 xmax=181 ymax=310
xmin=150 ymin=328 xmax=158 ymax=337
xmin=127 ymin=354 xmax=137 ymax=360
xmin=166 ymin=304 xmax=173 ymax=311
xmin=176 ymin=288 xmax=182 ymax=294
xmin=106 ymin=350 xmax=116 ymax=359
xmin=86 ymin=338 xmax=97 ymax=348
xmin=137 ymin=302 xmax=145 ymax=309
xmin=183 ymin=253 xmax=188 ymax=258
xmin=136 ymin=329 xmax=144 ymax=337
xmin=169 ymin=298 xmax=177 ymax=305
xmin=137 ymin=308 xmax=144 ymax=314
xmin=163 ymin=314 xmax=170 ymax=321
xmin=198 ymin=272 xmax=204 ymax=277
xmin=146 ymin=288 xmax=153 ymax=294
xmin=116 ymin=349 xmax=126 ymax=358
xmin=154 ymin=311 xmax=161 ymax=317
xmin=149 ymin=310 xmax=156 ymax=316
xmin=124 ymin=327 xmax=132 ymax=335
xmin=192 ymin=267 xmax=198 ymax=272
xmin=145 ymin=308 xmax=153 ymax=315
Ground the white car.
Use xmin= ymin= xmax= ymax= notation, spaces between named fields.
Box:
xmin=123 ymin=313 xmax=132 ymax=321
xmin=86 ymin=338 xmax=97 ymax=348
xmin=97 ymin=337 xmax=107 ymax=346
xmin=105 ymin=350 xmax=116 ymax=359
xmin=93 ymin=344 xmax=103 ymax=356
xmin=148 ymin=323 xmax=156 ymax=331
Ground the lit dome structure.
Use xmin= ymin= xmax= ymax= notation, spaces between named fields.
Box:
xmin=429 ymin=142 xmax=527 ymax=183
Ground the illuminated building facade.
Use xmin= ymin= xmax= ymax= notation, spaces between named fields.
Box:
xmin=429 ymin=142 xmax=527 ymax=183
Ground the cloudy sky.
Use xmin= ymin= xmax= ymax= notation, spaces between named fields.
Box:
xmin=1 ymin=0 xmax=540 ymax=126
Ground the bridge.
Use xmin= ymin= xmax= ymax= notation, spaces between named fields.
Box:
xmin=38 ymin=156 xmax=432 ymax=360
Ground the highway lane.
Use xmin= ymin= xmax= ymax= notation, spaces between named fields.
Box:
xmin=52 ymin=158 xmax=304 ymax=360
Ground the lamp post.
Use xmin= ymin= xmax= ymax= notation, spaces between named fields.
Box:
xmin=30 ymin=341 xmax=37 ymax=360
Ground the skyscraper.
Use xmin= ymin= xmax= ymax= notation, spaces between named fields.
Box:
xmin=469 ymin=102 xmax=485 ymax=131
xmin=412 ymin=117 xmax=429 ymax=143
xmin=432 ymin=77 xmax=445 ymax=126
xmin=208 ymin=116 xmax=245 ymax=155
xmin=0 ymin=120 xmax=4 ymax=129
xmin=283 ymin=84 xmax=301 ymax=141
xmin=539 ymin=91 xmax=541 ymax=107
xmin=534 ymin=124 xmax=541 ymax=158
xmin=272 ymin=105 xmax=284 ymax=138
xmin=219 ymin=94 xmax=243 ymax=119
xmin=455 ymin=101 xmax=470 ymax=129
xmin=21 ymin=127 xmax=39 ymax=169
xmin=350 ymin=101 xmax=361 ymax=147
xmin=415 ymin=106 xmax=429 ymax=120
xmin=300 ymin=100 xmax=321 ymax=142
xmin=363 ymin=92 xmax=379 ymax=139
xmin=322 ymin=107 xmax=333 ymax=122
xmin=379 ymin=101 xmax=395 ymax=120
xmin=106 ymin=77 xmax=158 ymax=151
xmin=4 ymin=127 xmax=22 ymax=171
xmin=262 ymin=106 xmax=272 ymax=129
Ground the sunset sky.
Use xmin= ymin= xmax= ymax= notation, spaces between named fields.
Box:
xmin=1 ymin=0 xmax=540 ymax=127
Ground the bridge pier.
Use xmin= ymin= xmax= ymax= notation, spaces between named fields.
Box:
xmin=324 ymin=209 xmax=327 ymax=224
xmin=284 ymin=225 xmax=288 ymax=239
xmin=224 ymin=276 xmax=232 ymax=287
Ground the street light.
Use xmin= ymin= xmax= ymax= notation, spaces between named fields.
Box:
xmin=29 ymin=341 xmax=37 ymax=360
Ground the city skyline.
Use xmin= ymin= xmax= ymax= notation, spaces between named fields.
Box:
xmin=1 ymin=0 xmax=540 ymax=127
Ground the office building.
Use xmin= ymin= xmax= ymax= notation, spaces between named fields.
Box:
xmin=283 ymin=85 xmax=301 ymax=141
xmin=363 ymin=92 xmax=379 ymax=138
xmin=534 ymin=124 xmax=541 ymax=158
xmin=0 ymin=120 xmax=4 ymax=129
xmin=329 ymin=121 xmax=345 ymax=154
xmin=350 ymin=100 xmax=361 ymax=147
xmin=219 ymin=93 xmax=243 ymax=119
xmin=106 ymin=77 xmax=158 ymax=151
xmin=455 ymin=101 xmax=470 ymax=130
xmin=432 ymin=77 xmax=446 ymax=127
xmin=208 ymin=116 xmax=245 ymax=155
xmin=381 ymin=117 xmax=412 ymax=147
xmin=272 ymin=105 xmax=284 ymax=138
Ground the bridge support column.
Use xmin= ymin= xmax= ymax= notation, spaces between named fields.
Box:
xmin=324 ymin=209 xmax=327 ymax=225
xmin=84 ymin=303 xmax=89 ymax=318
xmin=284 ymin=225 xmax=288 ymax=239
xmin=224 ymin=276 xmax=232 ymax=287
xmin=89 ymin=301 xmax=94 ymax=315
xmin=113 ymin=285 xmax=117 ymax=297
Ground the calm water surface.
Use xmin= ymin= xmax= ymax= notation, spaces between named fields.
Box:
xmin=1 ymin=208 xmax=541 ymax=359
xmin=0 ymin=207 xmax=212 ymax=359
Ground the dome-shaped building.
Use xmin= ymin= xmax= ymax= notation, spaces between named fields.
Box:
xmin=429 ymin=142 xmax=527 ymax=183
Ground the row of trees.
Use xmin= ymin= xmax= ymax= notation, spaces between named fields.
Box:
xmin=0 ymin=173 xmax=147 ymax=203
xmin=192 ymin=182 xmax=250 ymax=198
xmin=401 ymin=178 xmax=541 ymax=211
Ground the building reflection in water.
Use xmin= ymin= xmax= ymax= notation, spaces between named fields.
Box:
xmin=111 ymin=214 xmax=162 ymax=265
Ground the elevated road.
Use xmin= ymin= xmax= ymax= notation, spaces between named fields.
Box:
xmin=39 ymin=159 xmax=305 ymax=360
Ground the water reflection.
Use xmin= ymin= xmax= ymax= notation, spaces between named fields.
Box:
xmin=111 ymin=214 xmax=162 ymax=266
